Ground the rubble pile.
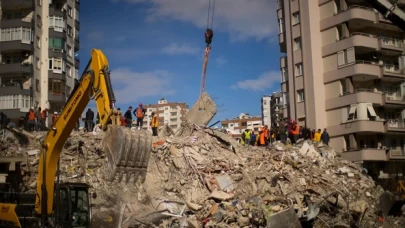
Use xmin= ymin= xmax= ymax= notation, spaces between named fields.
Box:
xmin=1 ymin=127 xmax=404 ymax=228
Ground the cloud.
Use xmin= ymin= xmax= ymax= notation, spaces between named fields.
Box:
xmin=215 ymin=56 xmax=227 ymax=65
xmin=116 ymin=0 xmax=278 ymax=42
xmin=110 ymin=68 xmax=176 ymax=104
xmin=231 ymin=71 xmax=281 ymax=92
xmin=161 ymin=43 xmax=200 ymax=55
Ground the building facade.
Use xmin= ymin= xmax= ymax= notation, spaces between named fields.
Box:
xmin=221 ymin=113 xmax=262 ymax=138
xmin=0 ymin=0 xmax=80 ymax=125
xmin=277 ymin=0 xmax=405 ymax=167
xmin=261 ymin=92 xmax=284 ymax=127
xmin=142 ymin=98 xmax=189 ymax=131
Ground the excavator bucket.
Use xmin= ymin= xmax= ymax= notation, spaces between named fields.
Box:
xmin=102 ymin=125 xmax=153 ymax=183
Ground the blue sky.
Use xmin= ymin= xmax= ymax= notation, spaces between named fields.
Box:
xmin=79 ymin=0 xmax=282 ymax=123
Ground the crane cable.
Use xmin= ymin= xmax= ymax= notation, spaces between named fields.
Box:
xmin=199 ymin=0 xmax=215 ymax=111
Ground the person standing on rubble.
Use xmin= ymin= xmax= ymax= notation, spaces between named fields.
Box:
xmin=259 ymin=126 xmax=266 ymax=146
xmin=321 ymin=128 xmax=330 ymax=145
xmin=279 ymin=120 xmax=286 ymax=144
xmin=150 ymin=112 xmax=159 ymax=136
xmin=244 ymin=129 xmax=251 ymax=145
xmin=291 ymin=121 xmax=299 ymax=144
xmin=124 ymin=106 xmax=133 ymax=128
xmin=41 ymin=108 xmax=48 ymax=130
xmin=85 ymin=108 xmax=95 ymax=132
xmin=314 ymin=129 xmax=321 ymax=142
xmin=35 ymin=107 xmax=42 ymax=131
xmin=133 ymin=104 xmax=146 ymax=130
xmin=250 ymin=131 xmax=257 ymax=146
xmin=27 ymin=108 xmax=36 ymax=132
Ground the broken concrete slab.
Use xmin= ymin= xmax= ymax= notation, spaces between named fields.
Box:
xmin=184 ymin=91 xmax=217 ymax=127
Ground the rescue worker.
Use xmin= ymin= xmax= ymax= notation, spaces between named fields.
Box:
xmin=314 ymin=129 xmax=321 ymax=142
xmin=133 ymin=104 xmax=146 ymax=130
xmin=124 ymin=106 xmax=133 ymax=128
xmin=263 ymin=125 xmax=269 ymax=146
xmin=150 ymin=112 xmax=159 ymax=136
xmin=52 ymin=112 xmax=59 ymax=125
xmin=279 ymin=120 xmax=286 ymax=144
xmin=244 ymin=129 xmax=251 ymax=145
xmin=41 ymin=108 xmax=48 ymax=130
xmin=27 ymin=108 xmax=36 ymax=132
xmin=250 ymin=131 xmax=257 ymax=146
xmin=321 ymin=128 xmax=330 ymax=145
xmin=205 ymin=28 xmax=214 ymax=46
xmin=292 ymin=121 xmax=299 ymax=144
xmin=35 ymin=107 xmax=42 ymax=131
xmin=85 ymin=108 xmax=95 ymax=132
xmin=259 ymin=126 xmax=266 ymax=146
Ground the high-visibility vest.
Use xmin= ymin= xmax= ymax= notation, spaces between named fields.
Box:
xmin=41 ymin=110 xmax=47 ymax=119
xmin=151 ymin=116 xmax=159 ymax=127
xmin=245 ymin=131 xmax=251 ymax=140
xmin=28 ymin=111 xmax=35 ymax=120
xmin=292 ymin=125 xmax=300 ymax=135
xmin=136 ymin=109 xmax=144 ymax=118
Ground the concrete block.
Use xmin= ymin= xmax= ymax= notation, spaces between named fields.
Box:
xmin=185 ymin=92 xmax=217 ymax=126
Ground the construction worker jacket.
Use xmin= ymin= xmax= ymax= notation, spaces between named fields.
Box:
xmin=150 ymin=116 xmax=159 ymax=128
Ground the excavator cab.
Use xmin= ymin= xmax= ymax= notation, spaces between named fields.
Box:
xmin=52 ymin=183 xmax=92 ymax=228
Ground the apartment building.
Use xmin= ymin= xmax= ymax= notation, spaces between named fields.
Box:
xmin=277 ymin=0 xmax=405 ymax=171
xmin=0 ymin=0 xmax=80 ymax=126
xmin=221 ymin=113 xmax=262 ymax=138
xmin=142 ymin=98 xmax=189 ymax=131
xmin=261 ymin=92 xmax=284 ymax=128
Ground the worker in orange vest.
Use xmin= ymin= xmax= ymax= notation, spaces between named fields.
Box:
xmin=41 ymin=108 xmax=48 ymax=130
xmin=133 ymin=103 xmax=146 ymax=130
xmin=150 ymin=112 xmax=159 ymax=136
xmin=292 ymin=121 xmax=300 ymax=144
xmin=259 ymin=126 xmax=266 ymax=146
xmin=27 ymin=108 xmax=36 ymax=132
xmin=263 ymin=125 xmax=269 ymax=146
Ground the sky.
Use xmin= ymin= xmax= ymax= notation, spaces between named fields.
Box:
xmin=79 ymin=0 xmax=282 ymax=123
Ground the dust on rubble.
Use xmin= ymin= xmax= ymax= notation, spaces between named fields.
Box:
xmin=2 ymin=127 xmax=405 ymax=228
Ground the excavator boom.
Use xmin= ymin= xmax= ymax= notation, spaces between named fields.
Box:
xmin=0 ymin=49 xmax=152 ymax=228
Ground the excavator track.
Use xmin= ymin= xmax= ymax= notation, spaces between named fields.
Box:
xmin=102 ymin=125 xmax=153 ymax=183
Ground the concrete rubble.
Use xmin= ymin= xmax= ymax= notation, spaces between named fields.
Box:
xmin=1 ymin=126 xmax=405 ymax=228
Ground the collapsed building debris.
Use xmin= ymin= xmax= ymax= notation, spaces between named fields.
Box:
xmin=1 ymin=127 xmax=405 ymax=228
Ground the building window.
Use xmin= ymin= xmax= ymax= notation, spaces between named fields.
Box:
xmin=0 ymin=27 xmax=32 ymax=43
xmin=49 ymin=37 xmax=65 ymax=50
xmin=67 ymin=45 xmax=72 ymax=56
xmin=263 ymin=100 xmax=267 ymax=105
xmin=292 ymin=12 xmax=300 ymax=25
xmin=36 ymin=15 xmax=42 ymax=28
xmin=74 ymin=28 xmax=79 ymax=40
xmin=49 ymin=58 xmax=63 ymax=71
xmin=49 ymin=16 xmax=64 ymax=32
xmin=297 ymin=89 xmax=305 ymax=102
xmin=36 ymin=36 xmax=40 ymax=48
xmin=347 ymin=104 xmax=357 ymax=120
xmin=294 ymin=37 xmax=301 ymax=50
xmin=165 ymin=107 xmax=169 ymax=110
xmin=75 ymin=68 xmax=79 ymax=79
xmin=68 ymin=6 xmax=73 ymax=17
xmin=36 ymin=57 xmax=40 ymax=69
xmin=281 ymin=67 xmax=287 ymax=82
xmin=49 ymin=79 xmax=62 ymax=93
xmin=75 ymin=9 xmax=79 ymax=21
xmin=295 ymin=63 xmax=303 ymax=76
xmin=66 ymin=65 xmax=72 ymax=77
xmin=36 ymin=79 xmax=40 ymax=92
xmin=67 ymin=25 xmax=72 ymax=37
xmin=278 ymin=19 xmax=284 ymax=34
xmin=337 ymin=47 xmax=355 ymax=67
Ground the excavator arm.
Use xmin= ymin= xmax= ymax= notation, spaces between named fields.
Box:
xmin=32 ymin=49 xmax=152 ymax=222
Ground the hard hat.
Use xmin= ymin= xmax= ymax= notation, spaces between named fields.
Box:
xmin=139 ymin=103 xmax=143 ymax=107
xmin=54 ymin=112 xmax=58 ymax=114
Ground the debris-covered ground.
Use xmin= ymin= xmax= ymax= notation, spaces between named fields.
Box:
xmin=1 ymin=126 xmax=405 ymax=228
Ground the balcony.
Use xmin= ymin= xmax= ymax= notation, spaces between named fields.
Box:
xmin=49 ymin=7 xmax=66 ymax=18
xmin=323 ymin=33 xmax=379 ymax=57
xmin=74 ymin=38 xmax=80 ymax=52
xmin=279 ymin=33 xmax=286 ymax=52
xmin=328 ymin=120 xmax=386 ymax=136
xmin=383 ymin=64 xmax=405 ymax=79
xmin=48 ymin=70 xmax=66 ymax=81
xmin=0 ymin=18 xmax=32 ymax=29
xmin=342 ymin=148 xmax=389 ymax=162
xmin=0 ymin=40 xmax=32 ymax=52
xmin=379 ymin=37 xmax=403 ymax=52
xmin=324 ymin=61 xmax=382 ymax=83
xmin=75 ymin=20 xmax=80 ymax=30
xmin=320 ymin=5 xmax=376 ymax=30
xmin=0 ymin=85 xmax=31 ymax=96
xmin=385 ymin=119 xmax=405 ymax=132
xmin=48 ymin=91 xmax=66 ymax=103
xmin=384 ymin=94 xmax=405 ymax=106
xmin=0 ymin=63 xmax=31 ymax=74
xmin=325 ymin=90 xmax=384 ymax=110
xmin=1 ymin=0 xmax=33 ymax=10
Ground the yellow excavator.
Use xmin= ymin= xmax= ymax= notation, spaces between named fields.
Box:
xmin=0 ymin=49 xmax=152 ymax=228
